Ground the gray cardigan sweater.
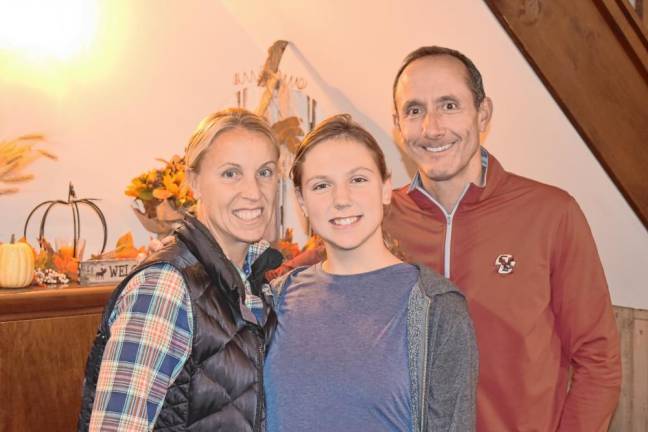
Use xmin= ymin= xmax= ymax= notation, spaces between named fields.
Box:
xmin=271 ymin=264 xmax=478 ymax=431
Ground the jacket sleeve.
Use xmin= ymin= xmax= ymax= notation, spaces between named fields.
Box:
xmin=427 ymin=292 xmax=479 ymax=432
xmin=551 ymin=198 xmax=621 ymax=432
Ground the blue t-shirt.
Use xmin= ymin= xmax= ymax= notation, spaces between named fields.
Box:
xmin=265 ymin=262 xmax=418 ymax=432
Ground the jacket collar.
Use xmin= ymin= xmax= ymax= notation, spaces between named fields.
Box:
xmin=407 ymin=148 xmax=507 ymax=213
xmin=175 ymin=215 xmax=246 ymax=298
xmin=174 ymin=215 xmax=282 ymax=327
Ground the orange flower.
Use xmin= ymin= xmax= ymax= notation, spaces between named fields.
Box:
xmin=146 ymin=169 xmax=158 ymax=184
xmin=162 ymin=174 xmax=180 ymax=196
xmin=152 ymin=188 xmax=173 ymax=200
xmin=125 ymin=178 xmax=145 ymax=198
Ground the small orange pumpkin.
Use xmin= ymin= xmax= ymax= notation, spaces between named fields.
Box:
xmin=0 ymin=234 xmax=35 ymax=288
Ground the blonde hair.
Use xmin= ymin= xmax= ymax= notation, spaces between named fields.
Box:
xmin=185 ymin=108 xmax=278 ymax=174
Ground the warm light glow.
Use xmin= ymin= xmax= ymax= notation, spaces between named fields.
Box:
xmin=0 ymin=0 xmax=98 ymax=61
xmin=0 ymin=1 xmax=129 ymax=96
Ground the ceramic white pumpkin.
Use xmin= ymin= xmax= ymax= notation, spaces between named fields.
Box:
xmin=0 ymin=235 xmax=35 ymax=288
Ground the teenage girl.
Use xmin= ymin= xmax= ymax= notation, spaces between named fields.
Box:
xmin=264 ymin=114 xmax=478 ymax=432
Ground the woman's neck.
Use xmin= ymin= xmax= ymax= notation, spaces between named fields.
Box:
xmin=196 ymin=206 xmax=248 ymax=268
xmin=223 ymin=244 xmax=247 ymax=269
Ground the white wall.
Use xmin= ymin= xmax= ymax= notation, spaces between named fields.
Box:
xmin=1 ymin=0 xmax=646 ymax=308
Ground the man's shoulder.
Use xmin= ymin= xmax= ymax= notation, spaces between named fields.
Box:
xmin=392 ymin=183 xmax=412 ymax=198
xmin=497 ymin=169 xmax=576 ymax=209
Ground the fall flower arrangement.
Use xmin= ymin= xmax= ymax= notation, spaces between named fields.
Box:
xmin=125 ymin=155 xmax=195 ymax=219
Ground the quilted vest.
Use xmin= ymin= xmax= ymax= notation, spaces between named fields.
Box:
xmin=78 ymin=216 xmax=281 ymax=431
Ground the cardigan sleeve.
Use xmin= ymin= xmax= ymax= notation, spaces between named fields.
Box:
xmin=426 ymin=291 xmax=479 ymax=432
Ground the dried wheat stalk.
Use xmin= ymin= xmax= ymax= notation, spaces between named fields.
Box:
xmin=0 ymin=134 xmax=57 ymax=196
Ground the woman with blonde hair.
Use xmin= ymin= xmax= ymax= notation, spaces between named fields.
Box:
xmin=264 ymin=114 xmax=478 ymax=431
xmin=79 ymin=108 xmax=283 ymax=432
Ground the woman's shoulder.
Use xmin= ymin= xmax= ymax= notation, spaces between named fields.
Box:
xmin=109 ymin=263 xmax=192 ymax=330
xmin=121 ymin=263 xmax=188 ymax=301
xmin=269 ymin=264 xmax=315 ymax=294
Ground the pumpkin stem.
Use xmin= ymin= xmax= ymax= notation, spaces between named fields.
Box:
xmin=10 ymin=234 xmax=15 ymax=244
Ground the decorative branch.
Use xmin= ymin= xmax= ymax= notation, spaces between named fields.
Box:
xmin=255 ymin=40 xmax=290 ymax=117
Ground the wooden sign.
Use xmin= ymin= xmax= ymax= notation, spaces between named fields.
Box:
xmin=79 ymin=259 xmax=138 ymax=285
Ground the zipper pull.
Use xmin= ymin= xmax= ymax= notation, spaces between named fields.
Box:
xmin=258 ymin=341 xmax=265 ymax=357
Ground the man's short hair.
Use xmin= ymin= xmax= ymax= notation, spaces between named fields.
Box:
xmin=393 ymin=46 xmax=486 ymax=110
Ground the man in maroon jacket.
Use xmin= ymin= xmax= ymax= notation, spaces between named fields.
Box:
xmin=384 ymin=46 xmax=621 ymax=431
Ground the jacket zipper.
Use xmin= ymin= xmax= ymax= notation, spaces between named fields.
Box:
xmin=416 ymin=185 xmax=469 ymax=279
xmin=254 ymin=332 xmax=265 ymax=432
xmin=444 ymin=214 xmax=453 ymax=279
xmin=419 ymin=296 xmax=432 ymax=432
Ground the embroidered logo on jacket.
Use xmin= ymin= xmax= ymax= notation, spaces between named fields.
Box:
xmin=495 ymin=254 xmax=516 ymax=275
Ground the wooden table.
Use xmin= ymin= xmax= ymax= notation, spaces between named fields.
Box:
xmin=0 ymin=283 xmax=115 ymax=431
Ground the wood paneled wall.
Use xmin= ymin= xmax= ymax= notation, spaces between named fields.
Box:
xmin=0 ymin=283 xmax=113 ymax=432
xmin=611 ymin=305 xmax=648 ymax=431
xmin=0 ymin=313 xmax=101 ymax=431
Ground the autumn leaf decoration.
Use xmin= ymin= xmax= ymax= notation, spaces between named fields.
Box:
xmin=92 ymin=232 xmax=145 ymax=260
xmin=0 ymin=134 xmax=57 ymax=196
xmin=274 ymin=228 xmax=324 ymax=261
xmin=275 ymin=228 xmax=301 ymax=260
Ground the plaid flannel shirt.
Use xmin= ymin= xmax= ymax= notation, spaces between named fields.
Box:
xmin=89 ymin=241 xmax=271 ymax=431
